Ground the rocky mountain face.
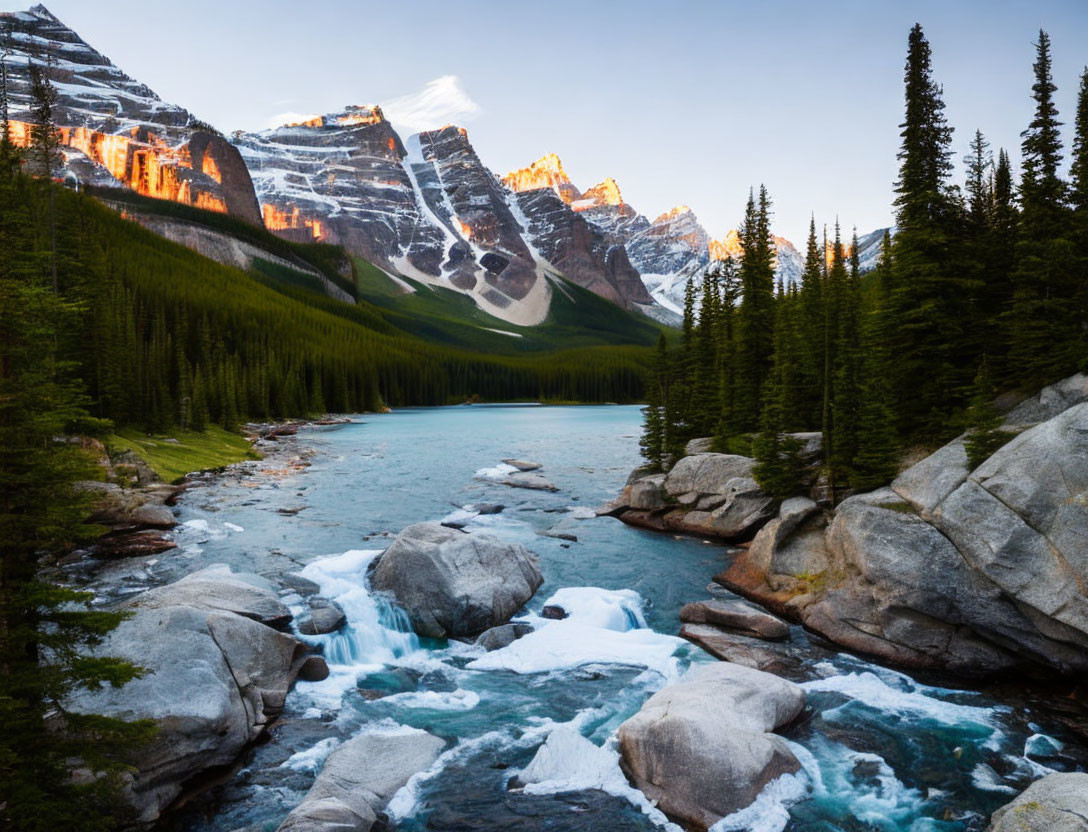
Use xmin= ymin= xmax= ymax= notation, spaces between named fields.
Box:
xmin=0 ymin=5 xmax=260 ymax=224
xmin=3 ymin=5 xmax=889 ymax=328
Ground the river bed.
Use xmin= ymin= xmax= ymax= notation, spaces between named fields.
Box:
xmin=98 ymin=405 xmax=1085 ymax=832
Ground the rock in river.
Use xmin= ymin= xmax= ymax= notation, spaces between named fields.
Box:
xmin=278 ymin=728 xmax=446 ymax=832
xmin=618 ymin=662 xmax=805 ymax=830
xmin=370 ymin=522 xmax=543 ymax=638
xmin=66 ymin=565 xmax=312 ymax=825
xmin=987 ymin=772 xmax=1088 ymax=832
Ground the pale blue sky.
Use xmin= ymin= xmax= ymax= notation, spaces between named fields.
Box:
xmin=20 ymin=0 xmax=1088 ymax=243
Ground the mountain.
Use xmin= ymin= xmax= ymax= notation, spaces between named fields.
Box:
xmin=0 ymin=5 xmax=261 ymax=224
xmin=236 ymin=116 xmax=653 ymax=323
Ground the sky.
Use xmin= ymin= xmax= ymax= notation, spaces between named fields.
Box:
xmin=17 ymin=0 xmax=1088 ymax=244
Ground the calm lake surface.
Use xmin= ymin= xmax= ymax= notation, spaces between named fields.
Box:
xmin=153 ymin=405 xmax=1085 ymax=832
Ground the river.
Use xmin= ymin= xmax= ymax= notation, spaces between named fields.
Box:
xmin=132 ymin=404 xmax=1085 ymax=832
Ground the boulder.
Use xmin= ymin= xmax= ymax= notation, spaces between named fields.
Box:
xmin=684 ymin=437 xmax=714 ymax=456
xmin=987 ymin=772 xmax=1088 ymax=832
xmin=501 ymin=472 xmax=559 ymax=491
xmin=278 ymin=729 xmax=445 ymax=832
xmin=665 ymin=477 xmax=776 ymax=540
xmin=618 ymin=663 xmax=805 ymax=830
xmin=370 ymin=523 xmax=543 ymax=638
xmin=626 ymin=474 xmax=668 ymax=511
xmin=502 ymin=458 xmax=542 ymax=471
xmin=298 ymin=598 xmax=347 ymax=635
xmin=679 ymin=625 xmax=803 ymax=676
xmin=138 ymin=565 xmax=293 ymax=630
xmin=664 ymin=453 xmax=756 ymax=498
xmin=1003 ymin=372 xmax=1088 ymax=427
xmin=66 ymin=567 xmax=311 ymax=824
xmin=747 ymin=497 xmax=826 ymax=582
xmin=82 ymin=481 xmax=178 ymax=530
xmin=679 ymin=599 xmax=789 ymax=640
xmin=475 ymin=622 xmax=534 ymax=651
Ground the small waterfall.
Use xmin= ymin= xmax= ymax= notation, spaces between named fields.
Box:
xmin=297 ymin=549 xmax=420 ymax=667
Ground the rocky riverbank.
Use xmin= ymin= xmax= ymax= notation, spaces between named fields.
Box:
xmin=608 ymin=373 xmax=1088 ymax=680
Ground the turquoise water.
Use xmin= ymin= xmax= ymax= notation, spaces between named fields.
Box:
xmin=161 ymin=405 xmax=1086 ymax=832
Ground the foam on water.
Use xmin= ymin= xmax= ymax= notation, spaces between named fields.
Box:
xmin=381 ymin=689 xmax=481 ymax=711
xmin=467 ymin=586 xmax=682 ymax=676
xmin=803 ymin=670 xmax=997 ymax=732
xmin=280 ymin=737 xmax=339 ymax=772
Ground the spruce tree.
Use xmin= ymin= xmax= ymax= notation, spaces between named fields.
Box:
xmin=0 ymin=167 xmax=154 ymax=830
xmin=963 ymin=357 xmax=1014 ymax=469
xmin=798 ymin=216 xmax=825 ymax=427
xmin=640 ymin=333 xmax=671 ymax=470
xmin=1009 ymin=31 xmax=1079 ymax=382
xmin=1072 ymin=67 xmax=1088 ymax=356
xmin=851 ymin=234 xmax=900 ymax=490
xmin=731 ymin=186 xmax=777 ymax=436
xmin=887 ymin=23 xmax=975 ymax=437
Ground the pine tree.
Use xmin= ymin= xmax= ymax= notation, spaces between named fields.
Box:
xmin=831 ymin=226 xmax=863 ymax=484
xmin=851 ymin=234 xmax=900 ymax=490
xmin=731 ymin=186 xmax=777 ymax=435
xmin=0 ymin=166 xmax=154 ymax=830
xmin=1009 ymin=31 xmax=1079 ymax=383
xmin=798 ymin=216 xmax=825 ymax=426
xmin=28 ymin=61 xmax=61 ymax=292
xmin=886 ymin=23 xmax=976 ymax=437
xmin=1072 ymin=67 xmax=1088 ymax=358
xmin=963 ymin=357 xmax=1014 ymax=469
xmin=640 ymin=333 xmax=671 ymax=470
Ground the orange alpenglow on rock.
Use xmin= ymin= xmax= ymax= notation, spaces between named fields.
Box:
xmin=8 ymin=119 xmax=229 ymax=215
xmin=501 ymin=153 xmax=578 ymax=202
xmin=655 ymin=205 xmax=693 ymax=223
xmin=580 ymin=177 xmax=624 ymax=207
xmin=709 ymin=230 xmax=742 ymax=261
xmin=261 ymin=203 xmax=325 ymax=241
xmin=457 ymin=220 xmax=473 ymax=240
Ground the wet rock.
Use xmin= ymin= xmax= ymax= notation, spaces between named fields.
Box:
xmin=93 ymin=530 xmax=177 ymax=559
xmin=298 ymin=656 xmax=330 ymax=682
xmin=539 ymin=529 xmax=578 ymax=542
xmin=277 ymin=729 xmax=445 ymax=832
xmin=541 ymin=605 xmax=568 ymax=620
xmin=987 ymin=772 xmax=1088 ymax=832
xmin=128 ymin=503 xmax=177 ymax=529
xmin=475 ymin=622 xmax=534 ymax=651
xmin=281 ymin=574 xmax=322 ymax=598
xmin=370 ymin=523 xmax=543 ymax=638
xmin=66 ymin=567 xmax=311 ymax=825
xmin=298 ymin=599 xmax=346 ymax=635
xmin=473 ymin=503 xmax=505 ymax=515
xmin=500 ymin=472 xmax=559 ymax=492
xmin=679 ymin=599 xmax=789 ymax=640
xmin=618 ymin=662 xmax=805 ymax=830
xmin=679 ymin=624 xmax=802 ymax=676
xmin=502 ymin=459 xmax=543 ymax=471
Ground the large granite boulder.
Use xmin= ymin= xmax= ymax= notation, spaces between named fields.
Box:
xmin=719 ymin=376 xmax=1088 ymax=676
xmin=66 ymin=567 xmax=311 ymax=824
xmin=664 ymin=453 xmax=756 ymax=499
xmin=278 ymin=729 xmax=445 ymax=832
xmin=370 ymin=523 xmax=543 ymax=638
xmin=679 ymin=598 xmax=789 ymax=640
xmin=618 ymin=663 xmax=805 ymax=830
xmin=988 ymin=772 xmax=1088 ymax=832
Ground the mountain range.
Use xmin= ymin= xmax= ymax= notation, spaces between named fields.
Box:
xmin=0 ymin=5 xmax=888 ymax=326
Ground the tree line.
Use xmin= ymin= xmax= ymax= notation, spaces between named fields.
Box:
xmin=642 ymin=25 xmax=1088 ymax=500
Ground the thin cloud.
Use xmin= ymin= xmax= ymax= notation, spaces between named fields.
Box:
xmin=383 ymin=75 xmax=481 ymax=134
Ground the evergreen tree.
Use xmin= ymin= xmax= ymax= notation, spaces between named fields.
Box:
xmin=886 ymin=23 xmax=975 ymax=437
xmin=963 ymin=357 xmax=1014 ymax=469
xmin=640 ymin=333 xmax=671 ymax=470
xmin=851 ymin=234 xmax=900 ymax=490
xmin=0 ymin=168 xmax=154 ymax=830
xmin=831 ymin=226 xmax=863 ymax=484
xmin=1009 ymin=31 xmax=1079 ymax=382
xmin=730 ymin=186 xmax=777 ymax=435
xmin=797 ymin=216 xmax=825 ymax=426
xmin=1072 ymin=67 xmax=1088 ymax=355
xmin=28 ymin=61 xmax=61 ymax=292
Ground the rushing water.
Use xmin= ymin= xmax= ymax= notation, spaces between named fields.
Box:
xmin=148 ymin=405 xmax=1085 ymax=832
